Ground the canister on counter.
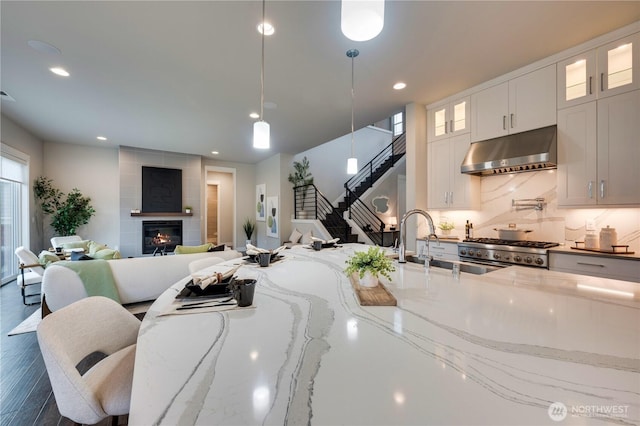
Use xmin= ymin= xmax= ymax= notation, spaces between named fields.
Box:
xmin=599 ymin=226 xmax=617 ymax=251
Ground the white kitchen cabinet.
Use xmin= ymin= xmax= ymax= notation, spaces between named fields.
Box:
xmin=428 ymin=133 xmax=480 ymax=210
xmin=596 ymin=90 xmax=640 ymax=205
xmin=557 ymin=90 xmax=640 ymax=207
xmin=416 ymin=239 xmax=459 ymax=262
xmin=471 ymin=64 xmax=556 ymax=142
xmin=549 ymin=252 xmax=640 ymax=283
xmin=557 ymin=102 xmax=597 ymax=206
xmin=427 ymin=97 xmax=470 ymax=142
xmin=557 ymin=33 xmax=639 ymax=109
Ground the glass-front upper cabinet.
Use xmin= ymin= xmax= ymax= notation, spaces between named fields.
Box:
xmin=558 ymin=33 xmax=639 ymax=109
xmin=427 ymin=96 xmax=470 ymax=142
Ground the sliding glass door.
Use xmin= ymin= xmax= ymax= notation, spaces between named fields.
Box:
xmin=1 ymin=145 xmax=29 ymax=285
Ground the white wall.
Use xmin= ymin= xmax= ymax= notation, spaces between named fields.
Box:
xmin=255 ymin=153 xmax=293 ymax=250
xmin=44 ymin=141 xmax=120 ymax=250
xmin=1 ymin=115 xmax=44 ymax=250
xmin=292 ymin=126 xmax=392 ymax=202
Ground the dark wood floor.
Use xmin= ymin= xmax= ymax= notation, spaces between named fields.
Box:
xmin=0 ymin=282 xmax=129 ymax=426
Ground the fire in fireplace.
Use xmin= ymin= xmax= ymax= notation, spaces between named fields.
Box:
xmin=142 ymin=220 xmax=183 ymax=255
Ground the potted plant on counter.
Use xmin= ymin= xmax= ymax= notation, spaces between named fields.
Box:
xmin=243 ymin=218 xmax=256 ymax=247
xmin=438 ymin=221 xmax=455 ymax=236
xmin=345 ymin=246 xmax=395 ymax=288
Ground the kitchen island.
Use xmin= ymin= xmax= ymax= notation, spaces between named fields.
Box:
xmin=129 ymin=244 xmax=639 ymax=425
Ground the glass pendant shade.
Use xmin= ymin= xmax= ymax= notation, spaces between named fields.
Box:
xmin=253 ymin=120 xmax=270 ymax=149
xmin=347 ymin=157 xmax=358 ymax=174
xmin=341 ymin=0 xmax=384 ymax=42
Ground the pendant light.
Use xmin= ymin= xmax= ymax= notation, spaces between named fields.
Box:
xmin=253 ymin=0 xmax=270 ymax=149
xmin=346 ymin=48 xmax=359 ymax=175
xmin=341 ymin=0 xmax=385 ymax=42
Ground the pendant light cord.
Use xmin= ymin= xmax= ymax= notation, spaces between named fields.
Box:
xmin=260 ymin=0 xmax=266 ymax=121
xmin=350 ymin=53 xmax=355 ymax=157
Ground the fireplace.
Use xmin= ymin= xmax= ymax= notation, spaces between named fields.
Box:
xmin=142 ymin=220 xmax=182 ymax=255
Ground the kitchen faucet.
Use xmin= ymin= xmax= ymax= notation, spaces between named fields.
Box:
xmin=398 ymin=209 xmax=438 ymax=264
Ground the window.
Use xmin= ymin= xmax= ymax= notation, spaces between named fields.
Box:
xmin=1 ymin=145 xmax=29 ymax=285
xmin=392 ymin=112 xmax=404 ymax=136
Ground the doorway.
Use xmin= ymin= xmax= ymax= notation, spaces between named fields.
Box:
xmin=205 ymin=167 xmax=236 ymax=249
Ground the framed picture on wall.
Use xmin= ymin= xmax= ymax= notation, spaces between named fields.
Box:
xmin=256 ymin=184 xmax=266 ymax=221
xmin=266 ymin=196 xmax=278 ymax=238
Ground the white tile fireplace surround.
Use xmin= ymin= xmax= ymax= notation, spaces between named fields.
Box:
xmin=119 ymin=147 xmax=202 ymax=257
xmin=429 ymin=170 xmax=640 ymax=251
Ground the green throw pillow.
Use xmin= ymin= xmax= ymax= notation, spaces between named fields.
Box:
xmin=92 ymin=249 xmax=122 ymax=260
xmin=88 ymin=240 xmax=108 ymax=254
xmin=61 ymin=240 xmax=90 ymax=252
xmin=38 ymin=251 xmax=61 ymax=267
xmin=174 ymin=243 xmax=212 ymax=254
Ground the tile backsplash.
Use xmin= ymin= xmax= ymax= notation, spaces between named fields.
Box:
xmin=428 ymin=170 xmax=640 ymax=251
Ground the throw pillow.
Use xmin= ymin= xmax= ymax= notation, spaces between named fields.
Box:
xmin=88 ymin=240 xmax=107 ymax=255
xmin=61 ymin=240 xmax=90 ymax=252
xmin=289 ymin=228 xmax=302 ymax=243
xmin=174 ymin=243 xmax=212 ymax=254
xmin=208 ymin=244 xmax=226 ymax=252
xmin=301 ymin=230 xmax=313 ymax=244
xmin=38 ymin=251 xmax=60 ymax=267
xmin=92 ymin=249 xmax=122 ymax=260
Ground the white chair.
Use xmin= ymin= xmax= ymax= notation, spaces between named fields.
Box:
xmin=14 ymin=246 xmax=44 ymax=305
xmin=37 ymin=296 xmax=141 ymax=425
xmin=50 ymin=235 xmax=83 ymax=249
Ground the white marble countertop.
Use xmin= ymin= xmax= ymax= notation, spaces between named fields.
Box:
xmin=129 ymin=244 xmax=640 ymax=425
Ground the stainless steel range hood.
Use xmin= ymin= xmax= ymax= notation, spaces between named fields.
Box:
xmin=460 ymin=125 xmax=557 ymax=175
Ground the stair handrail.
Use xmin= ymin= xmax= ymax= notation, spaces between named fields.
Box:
xmin=344 ymin=132 xmax=406 ymax=196
xmin=345 ymin=187 xmax=387 ymax=246
xmin=293 ymin=183 xmax=352 ymax=242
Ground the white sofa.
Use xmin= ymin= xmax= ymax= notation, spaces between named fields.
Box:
xmin=42 ymin=250 xmax=242 ymax=313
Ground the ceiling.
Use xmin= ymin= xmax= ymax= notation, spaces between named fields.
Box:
xmin=2 ymin=1 xmax=639 ymax=164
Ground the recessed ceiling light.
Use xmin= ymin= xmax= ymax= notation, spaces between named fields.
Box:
xmin=96 ymin=136 xmax=107 ymax=141
xmin=257 ymin=22 xmax=275 ymax=36
xmin=211 ymin=151 xmax=219 ymax=155
xmin=249 ymin=112 xmax=260 ymax=119
xmin=28 ymin=40 xmax=61 ymax=55
xmin=50 ymin=67 xmax=70 ymax=77
xmin=393 ymin=82 xmax=406 ymax=90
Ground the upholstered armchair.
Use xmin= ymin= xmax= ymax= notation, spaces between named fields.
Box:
xmin=14 ymin=246 xmax=44 ymax=305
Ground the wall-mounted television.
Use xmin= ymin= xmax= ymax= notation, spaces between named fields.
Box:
xmin=142 ymin=166 xmax=182 ymax=213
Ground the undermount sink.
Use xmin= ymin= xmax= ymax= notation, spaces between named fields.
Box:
xmin=402 ymin=255 xmax=500 ymax=275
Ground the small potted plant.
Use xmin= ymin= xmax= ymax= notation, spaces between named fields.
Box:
xmin=243 ymin=218 xmax=256 ymax=246
xmin=345 ymin=246 xmax=395 ymax=288
xmin=184 ymin=205 xmax=193 ymax=214
xmin=438 ymin=221 xmax=455 ymax=236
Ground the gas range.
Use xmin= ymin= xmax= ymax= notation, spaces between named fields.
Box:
xmin=458 ymin=238 xmax=560 ymax=268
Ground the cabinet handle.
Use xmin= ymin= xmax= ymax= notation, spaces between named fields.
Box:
xmin=588 ymin=181 xmax=593 ymax=199
xmin=444 ymin=192 xmax=448 ymax=204
xmin=444 ymin=121 xmax=448 ymax=134
xmin=449 ymin=191 xmax=453 ymax=205
xmin=577 ymin=262 xmax=605 ymax=268
xmin=502 ymin=115 xmax=507 ymax=130
xmin=450 ymin=120 xmax=453 ymax=133
xmin=600 ymin=73 xmax=604 ymax=92
xmin=600 ymin=180 xmax=605 ymax=199
xmin=510 ymin=113 xmax=515 ymax=128
xmin=588 ymin=76 xmax=593 ymax=95
xmin=431 ymin=246 xmax=446 ymax=250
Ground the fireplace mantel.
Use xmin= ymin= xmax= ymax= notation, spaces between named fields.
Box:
xmin=131 ymin=212 xmax=193 ymax=217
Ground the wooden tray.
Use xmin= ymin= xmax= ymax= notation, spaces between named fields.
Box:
xmin=571 ymin=246 xmax=635 ymax=254
xmin=348 ymin=274 xmax=397 ymax=306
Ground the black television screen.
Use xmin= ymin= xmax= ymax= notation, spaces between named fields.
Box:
xmin=142 ymin=166 xmax=182 ymax=213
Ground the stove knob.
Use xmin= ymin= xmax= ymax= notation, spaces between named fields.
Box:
xmin=476 ymin=252 xmax=483 ymax=257
xmin=525 ymin=257 xmax=533 ymax=264
xmin=468 ymin=250 xmax=474 ymax=256
xmin=514 ymin=255 xmax=522 ymax=262
xmin=493 ymin=253 xmax=501 ymax=260
xmin=460 ymin=249 xmax=467 ymax=255
xmin=535 ymin=258 xmax=544 ymax=265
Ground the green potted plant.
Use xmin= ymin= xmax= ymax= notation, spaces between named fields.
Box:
xmin=438 ymin=221 xmax=455 ymax=236
xmin=243 ymin=218 xmax=256 ymax=246
xmin=33 ymin=176 xmax=96 ymax=236
xmin=287 ymin=156 xmax=314 ymax=218
xmin=184 ymin=205 xmax=193 ymax=214
xmin=345 ymin=246 xmax=395 ymax=288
